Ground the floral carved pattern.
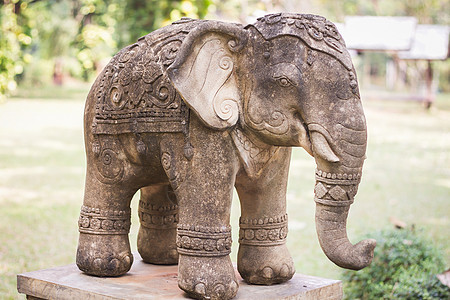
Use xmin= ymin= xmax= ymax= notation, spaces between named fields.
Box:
xmin=160 ymin=151 xmax=184 ymax=190
xmin=92 ymin=137 xmax=124 ymax=185
xmin=230 ymin=128 xmax=280 ymax=178
xmin=239 ymin=214 xmax=288 ymax=246
xmin=92 ymin=29 xmax=194 ymax=135
xmin=314 ymin=169 xmax=361 ymax=207
xmin=176 ymin=224 xmax=232 ymax=257
xmin=139 ymin=201 xmax=178 ymax=229
xmin=253 ymin=13 xmax=353 ymax=71
xmin=78 ymin=205 xmax=131 ymax=235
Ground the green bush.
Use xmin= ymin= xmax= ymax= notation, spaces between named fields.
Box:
xmin=342 ymin=227 xmax=450 ymax=299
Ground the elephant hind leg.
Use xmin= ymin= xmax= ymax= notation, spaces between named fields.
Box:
xmin=137 ymin=184 xmax=179 ymax=265
xmin=76 ymin=169 xmax=137 ymax=277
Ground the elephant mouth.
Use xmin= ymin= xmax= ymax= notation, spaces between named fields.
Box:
xmin=293 ymin=112 xmax=313 ymax=156
xmin=292 ymin=114 xmax=337 ymax=163
xmin=292 ymin=112 xmax=342 ymax=164
xmin=307 ymin=122 xmax=367 ymax=169
xmin=300 ymin=132 xmax=314 ymax=157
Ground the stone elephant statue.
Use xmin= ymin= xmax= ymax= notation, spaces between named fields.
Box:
xmin=76 ymin=13 xmax=376 ymax=300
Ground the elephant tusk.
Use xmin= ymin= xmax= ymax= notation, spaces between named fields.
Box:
xmin=310 ymin=131 xmax=339 ymax=163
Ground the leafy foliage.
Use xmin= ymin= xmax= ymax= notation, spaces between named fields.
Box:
xmin=1 ymin=0 xmax=449 ymax=96
xmin=0 ymin=1 xmax=33 ymax=99
xmin=118 ymin=0 xmax=211 ymax=48
xmin=0 ymin=0 xmax=212 ymax=92
xmin=342 ymin=227 xmax=450 ymax=299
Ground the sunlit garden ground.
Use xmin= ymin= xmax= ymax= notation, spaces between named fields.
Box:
xmin=1 ymin=86 xmax=449 ymax=299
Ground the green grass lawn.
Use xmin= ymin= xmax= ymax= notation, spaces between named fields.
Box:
xmin=1 ymin=87 xmax=449 ymax=299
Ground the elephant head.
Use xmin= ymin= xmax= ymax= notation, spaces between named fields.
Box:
xmin=167 ymin=13 xmax=375 ymax=270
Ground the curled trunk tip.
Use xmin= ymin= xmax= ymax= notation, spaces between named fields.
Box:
xmin=315 ymin=202 xmax=376 ymax=271
xmin=330 ymin=238 xmax=376 ymax=270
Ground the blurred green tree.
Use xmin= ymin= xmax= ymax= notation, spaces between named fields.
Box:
xmin=73 ymin=0 xmax=212 ymax=79
xmin=72 ymin=0 xmax=119 ymax=80
xmin=2 ymin=0 xmax=447 ymax=95
xmin=0 ymin=0 xmax=33 ymax=99
xmin=31 ymin=1 xmax=79 ymax=85
xmin=0 ymin=0 xmax=212 ymax=92
xmin=117 ymin=0 xmax=211 ymax=48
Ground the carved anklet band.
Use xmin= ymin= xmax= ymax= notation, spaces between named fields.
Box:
xmin=176 ymin=224 xmax=232 ymax=257
xmin=138 ymin=201 xmax=178 ymax=229
xmin=78 ymin=205 xmax=131 ymax=235
xmin=239 ymin=214 xmax=288 ymax=246
xmin=314 ymin=169 xmax=360 ymax=207
xmin=315 ymin=169 xmax=361 ymax=185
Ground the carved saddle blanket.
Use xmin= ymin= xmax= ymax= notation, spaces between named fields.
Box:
xmin=92 ymin=19 xmax=205 ymax=135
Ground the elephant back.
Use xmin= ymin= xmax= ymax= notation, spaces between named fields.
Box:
xmin=91 ymin=18 xmax=204 ymax=135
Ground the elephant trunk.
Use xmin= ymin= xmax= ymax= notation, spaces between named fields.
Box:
xmin=309 ymin=123 xmax=376 ymax=270
xmin=314 ymin=176 xmax=376 ymax=270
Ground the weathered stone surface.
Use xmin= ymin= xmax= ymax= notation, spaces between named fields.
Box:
xmin=18 ymin=255 xmax=342 ymax=300
xmin=76 ymin=12 xmax=374 ymax=300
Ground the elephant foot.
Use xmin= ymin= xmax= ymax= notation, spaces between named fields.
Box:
xmin=137 ymin=201 xmax=179 ymax=264
xmin=237 ymin=244 xmax=295 ymax=285
xmin=76 ymin=233 xmax=133 ymax=277
xmin=137 ymin=227 xmax=178 ymax=264
xmin=178 ymin=255 xmax=238 ymax=300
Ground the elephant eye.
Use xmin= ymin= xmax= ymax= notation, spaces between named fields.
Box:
xmin=274 ymin=76 xmax=294 ymax=87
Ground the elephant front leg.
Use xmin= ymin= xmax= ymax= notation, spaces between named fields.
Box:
xmin=76 ymin=171 xmax=136 ymax=277
xmin=137 ymin=184 xmax=179 ymax=264
xmin=175 ymin=172 xmax=239 ymax=300
xmin=235 ymin=147 xmax=295 ymax=285
xmin=177 ymin=226 xmax=237 ymax=300
xmin=161 ymin=137 xmax=240 ymax=299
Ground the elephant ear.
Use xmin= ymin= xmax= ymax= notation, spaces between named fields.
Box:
xmin=167 ymin=21 xmax=247 ymax=130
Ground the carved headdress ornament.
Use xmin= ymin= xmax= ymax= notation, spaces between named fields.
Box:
xmin=248 ymin=13 xmax=353 ymax=70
